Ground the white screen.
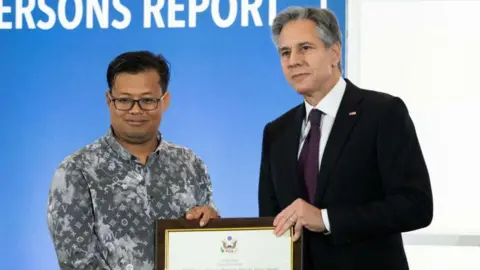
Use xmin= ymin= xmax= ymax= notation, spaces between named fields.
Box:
xmin=346 ymin=0 xmax=480 ymax=235
xmin=405 ymin=245 xmax=480 ymax=269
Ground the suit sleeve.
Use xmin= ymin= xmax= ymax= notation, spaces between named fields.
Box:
xmin=258 ymin=123 xmax=281 ymax=217
xmin=47 ymin=161 xmax=111 ymax=270
xmin=327 ymin=97 xmax=433 ymax=245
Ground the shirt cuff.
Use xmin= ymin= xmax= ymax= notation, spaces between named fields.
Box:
xmin=321 ymin=209 xmax=331 ymax=234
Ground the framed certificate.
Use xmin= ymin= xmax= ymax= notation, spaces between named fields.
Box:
xmin=155 ymin=217 xmax=302 ymax=270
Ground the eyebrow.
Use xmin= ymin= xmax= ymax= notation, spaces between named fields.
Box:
xmin=279 ymin=41 xmax=315 ymax=52
xmin=114 ymin=91 xmax=155 ymax=96
xmin=298 ymin=41 xmax=315 ymax=47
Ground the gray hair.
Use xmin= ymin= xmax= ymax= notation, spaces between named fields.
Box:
xmin=271 ymin=7 xmax=342 ymax=71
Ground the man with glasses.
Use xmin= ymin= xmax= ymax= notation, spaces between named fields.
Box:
xmin=47 ymin=51 xmax=219 ymax=270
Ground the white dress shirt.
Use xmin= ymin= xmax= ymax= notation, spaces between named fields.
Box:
xmin=297 ymin=77 xmax=347 ymax=233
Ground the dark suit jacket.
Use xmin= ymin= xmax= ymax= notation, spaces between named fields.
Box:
xmin=258 ymin=79 xmax=433 ymax=270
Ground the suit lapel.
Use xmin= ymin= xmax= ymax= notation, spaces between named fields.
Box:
xmin=315 ymin=80 xmax=363 ymax=204
xmin=272 ymin=104 xmax=307 ymax=202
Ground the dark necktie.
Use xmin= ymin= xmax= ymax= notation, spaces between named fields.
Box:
xmin=299 ymin=109 xmax=323 ymax=203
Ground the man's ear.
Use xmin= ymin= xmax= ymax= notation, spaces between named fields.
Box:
xmin=161 ymin=91 xmax=171 ymax=113
xmin=330 ymin=42 xmax=341 ymax=67
xmin=106 ymin=90 xmax=111 ymax=105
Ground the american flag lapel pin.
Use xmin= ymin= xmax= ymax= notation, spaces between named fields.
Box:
xmin=349 ymin=111 xmax=357 ymax=116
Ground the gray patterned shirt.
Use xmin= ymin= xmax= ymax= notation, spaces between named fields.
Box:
xmin=47 ymin=129 xmax=216 ymax=270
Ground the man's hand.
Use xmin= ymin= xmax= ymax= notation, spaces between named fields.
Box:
xmin=273 ymin=198 xmax=325 ymax=241
xmin=185 ymin=205 xmax=219 ymax=226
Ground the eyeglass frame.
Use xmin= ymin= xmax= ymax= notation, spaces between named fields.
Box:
xmin=108 ymin=92 xmax=166 ymax=111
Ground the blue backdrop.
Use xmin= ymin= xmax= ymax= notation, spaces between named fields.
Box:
xmin=0 ymin=0 xmax=346 ymax=268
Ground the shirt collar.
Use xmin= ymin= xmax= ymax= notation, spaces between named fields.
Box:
xmin=304 ymin=76 xmax=347 ymax=119
xmin=104 ymin=127 xmax=163 ymax=161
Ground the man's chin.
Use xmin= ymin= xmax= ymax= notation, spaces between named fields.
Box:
xmin=294 ymin=86 xmax=316 ymax=96
xmin=123 ymin=132 xmax=153 ymax=144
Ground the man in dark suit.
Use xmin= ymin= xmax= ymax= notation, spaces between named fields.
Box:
xmin=258 ymin=7 xmax=433 ymax=269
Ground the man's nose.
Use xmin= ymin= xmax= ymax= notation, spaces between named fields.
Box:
xmin=129 ymin=101 xmax=143 ymax=114
xmin=288 ymin=51 xmax=304 ymax=67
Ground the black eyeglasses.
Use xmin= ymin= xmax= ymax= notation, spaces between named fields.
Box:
xmin=109 ymin=96 xmax=163 ymax=111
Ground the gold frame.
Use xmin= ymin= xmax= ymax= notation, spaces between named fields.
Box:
xmin=164 ymin=226 xmax=294 ymax=270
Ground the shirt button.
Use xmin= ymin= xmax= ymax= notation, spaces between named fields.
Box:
xmin=126 ymin=264 xmax=133 ymax=270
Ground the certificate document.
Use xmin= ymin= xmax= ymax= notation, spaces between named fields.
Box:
xmin=156 ymin=218 xmax=301 ymax=270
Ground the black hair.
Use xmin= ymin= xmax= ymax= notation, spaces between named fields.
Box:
xmin=106 ymin=51 xmax=170 ymax=93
